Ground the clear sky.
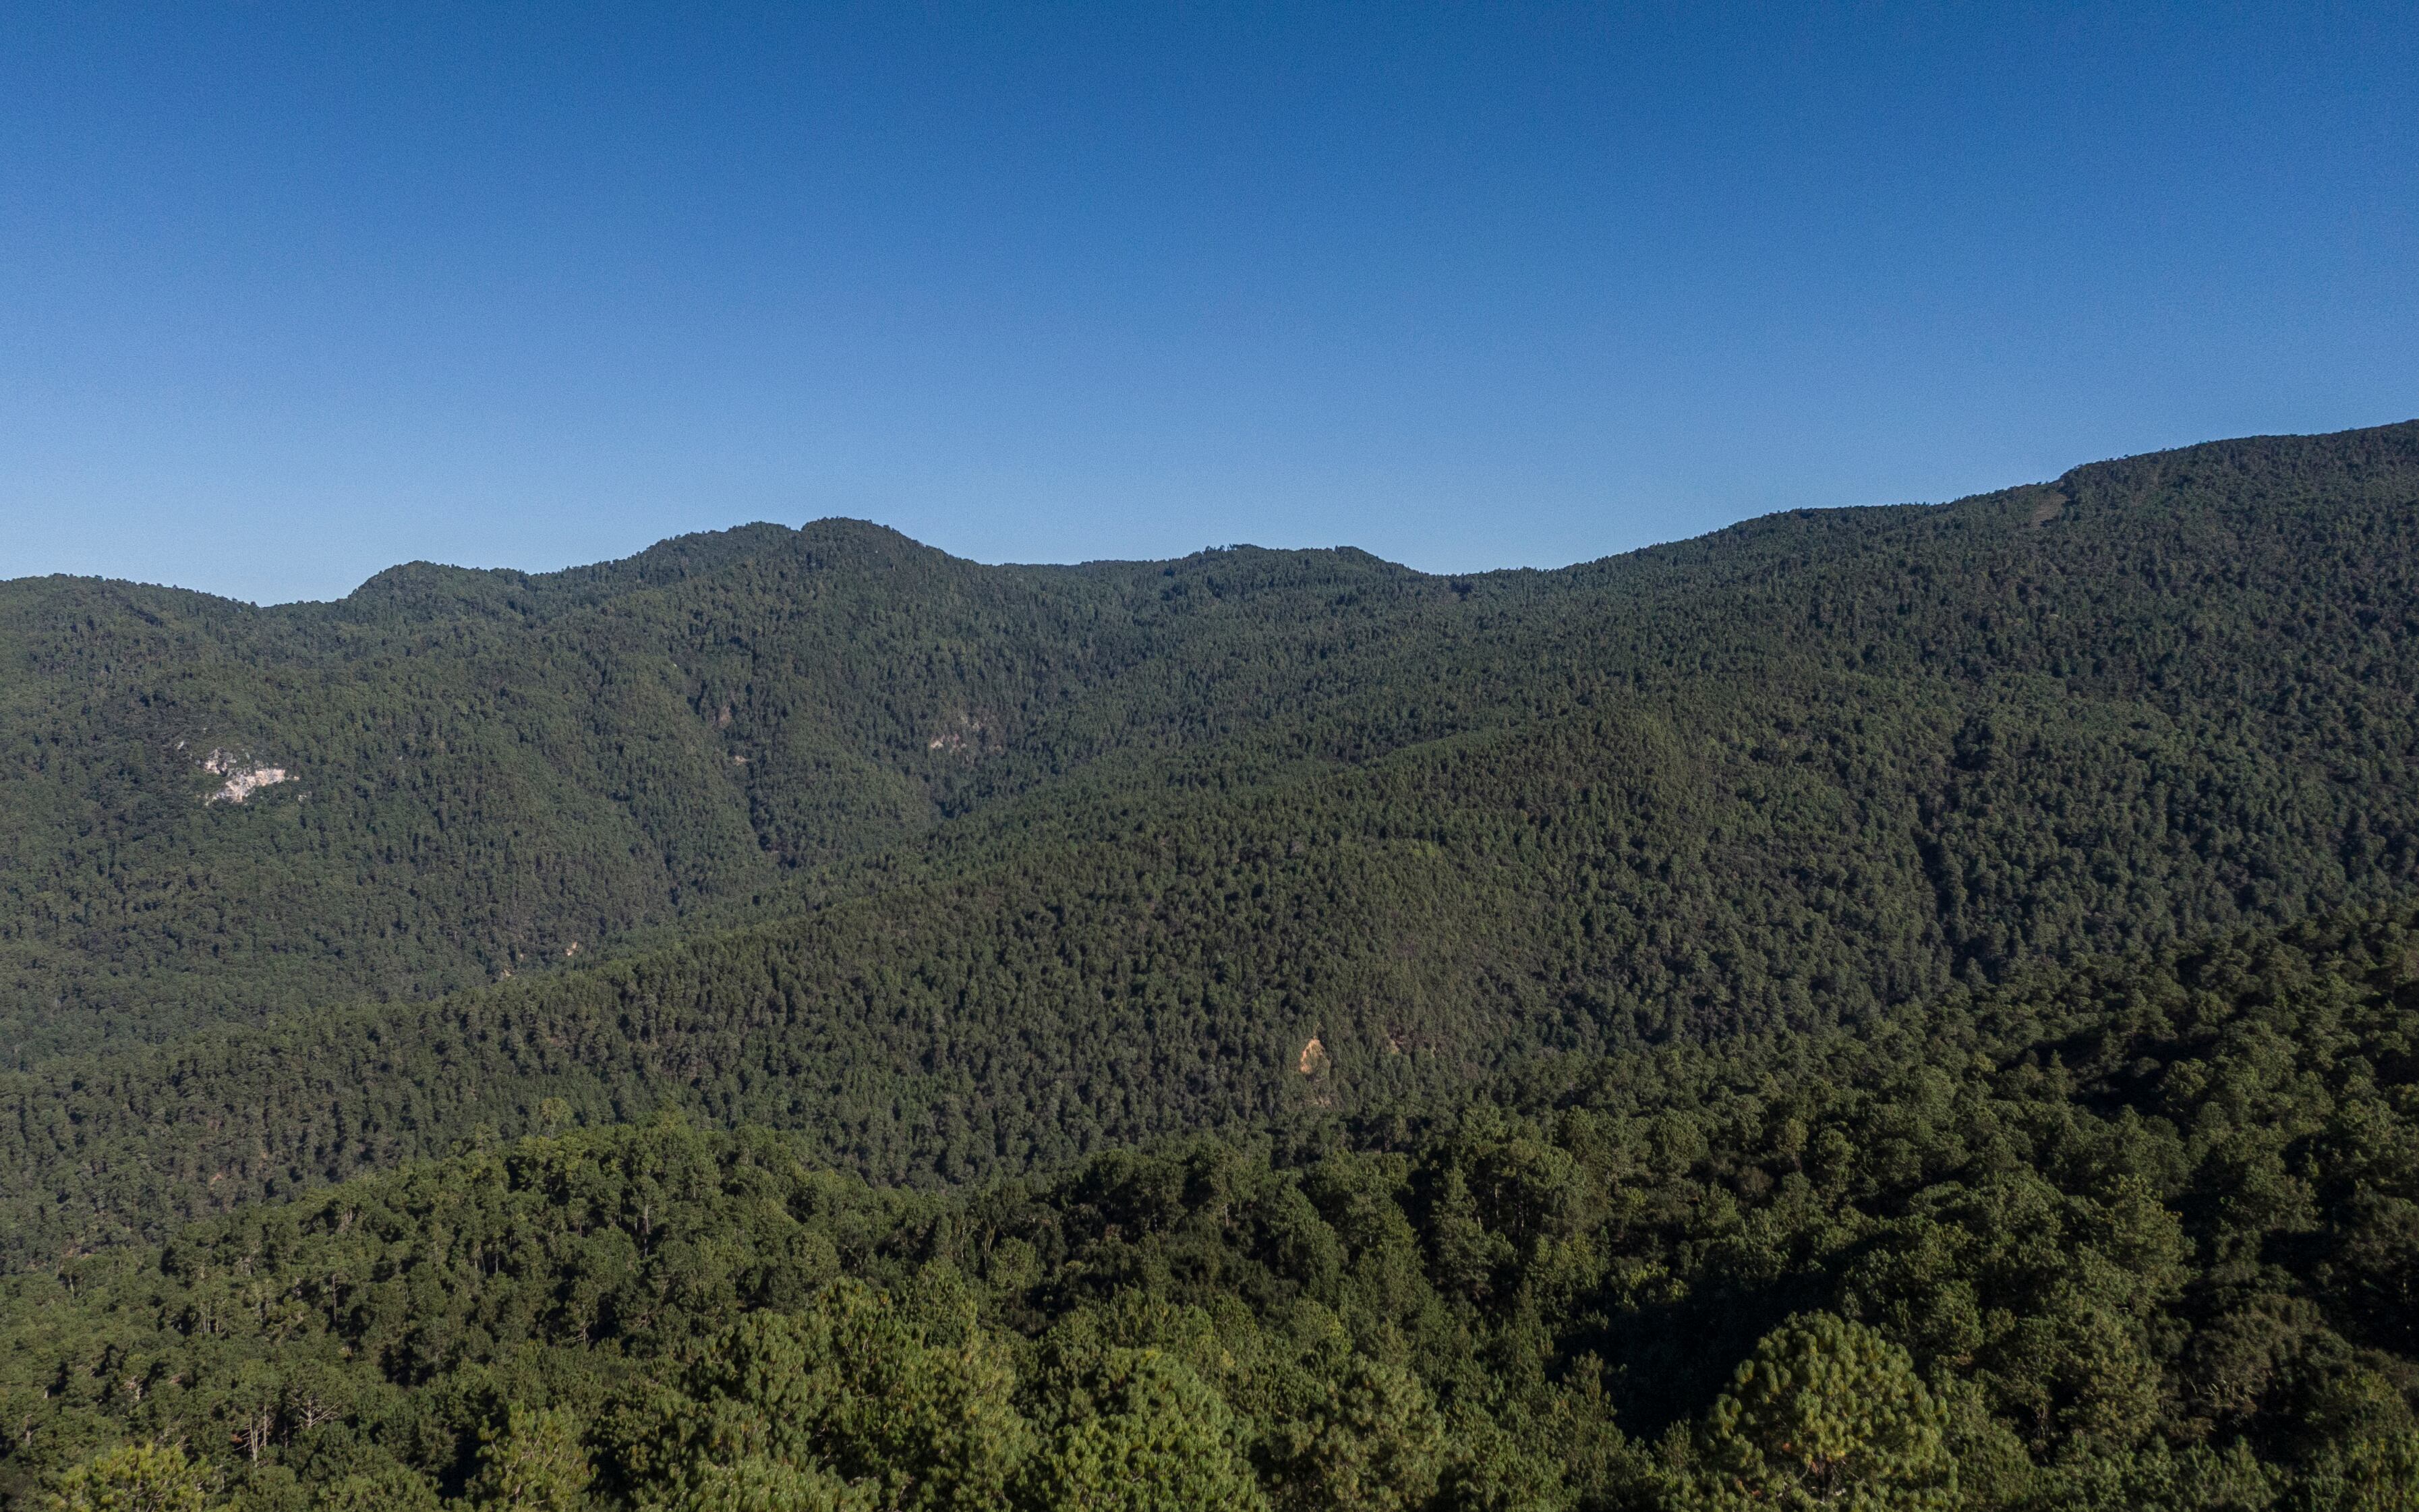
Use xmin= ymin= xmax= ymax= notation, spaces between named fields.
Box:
xmin=3 ymin=3 xmax=2414 ymax=604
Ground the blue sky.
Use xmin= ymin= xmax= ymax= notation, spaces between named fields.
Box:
xmin=3 ymin=3 xmax=2414 ymax=604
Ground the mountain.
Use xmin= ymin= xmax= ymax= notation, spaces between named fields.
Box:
xmin=11 ymin=424 xmax=2416 ymax=1065
xmin=6 ymin=421 xmax=2419 ymax=1267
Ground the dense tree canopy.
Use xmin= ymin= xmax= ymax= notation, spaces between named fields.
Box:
xmin=9 ymin=900 xmax=2419 ymax=1508
xmin=9 ymin=425 xmax=2419 ymax=1260
xmin=6 ymin=422 xmax=2419 ymax=1060
xmin=8 ymin=421 xmax=2419 ymax=1507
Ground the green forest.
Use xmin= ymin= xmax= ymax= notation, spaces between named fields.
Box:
xmin=6 ymin=421 xmax=2419 ymax=1507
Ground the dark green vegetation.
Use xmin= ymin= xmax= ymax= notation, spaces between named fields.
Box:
xmin=9 ymin=421 xmax=2419 ymax=1506
xmin=13 ymin=424 xmax=2419 ymax=1064
xmin=11 ymin=903 xmax=2419 ymax=1509
xmin=11 ymin=424 xmax=2419 ymax=1257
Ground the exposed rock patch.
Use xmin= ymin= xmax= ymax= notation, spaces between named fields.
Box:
xmin=200 ymin=749 xmax=291 ymax=804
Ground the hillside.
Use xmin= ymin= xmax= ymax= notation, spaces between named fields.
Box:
xmin=7 ymin=422 xmax=2419 ymax=1260
xmin=10 ymin=423 xmax=2418 ymax=1064
xmin=8 ymin=900 xmax=2419 ymax=1509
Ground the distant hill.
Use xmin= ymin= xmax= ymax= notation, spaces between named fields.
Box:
xmin=6 ymin=421 xmax=2419 ymax=1260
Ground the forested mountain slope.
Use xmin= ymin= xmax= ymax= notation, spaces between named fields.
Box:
xmin=7 ymin=421 xmax=2417 ymax=1061
xmin=0 ymin=521 xmax=1206 ymax=1051
xmin=7 ymin=421 xmax=2419 ymax=1260
xmin=10 ymin=900 xmax=2419 ymax=1509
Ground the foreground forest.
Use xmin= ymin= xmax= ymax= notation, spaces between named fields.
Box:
xmin=8 ymin=421 xmax=2419 ymax=1507
xmin=8 ymin=902 xmax=2419 ymax=1509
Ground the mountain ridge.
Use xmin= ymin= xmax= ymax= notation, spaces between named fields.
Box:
xmin=21 ymin=416 xmax=2416 ymax=610
xmin=8 ymin=419 xmax=2419 ymax=1264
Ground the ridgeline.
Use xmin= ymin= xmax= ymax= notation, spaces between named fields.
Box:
xmin=7 ymin=421 xmax=2419 ymax=1509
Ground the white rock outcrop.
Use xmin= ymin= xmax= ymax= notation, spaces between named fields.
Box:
xmin=200 ymin=749 xmax=291 ymax=803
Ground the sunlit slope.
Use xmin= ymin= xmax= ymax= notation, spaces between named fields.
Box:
xmin=11 ymin=897 xmax=2419 ymax=1507
xmin=10 ymin=421 xmax=2418 ymax=1065
xmin=10 ymin=420 xmax=2419 ymax=1256
xmin=0 ymin=523 xmax=1442 ymax=1054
